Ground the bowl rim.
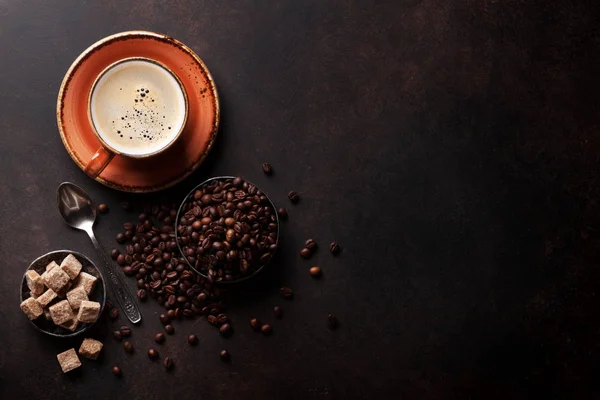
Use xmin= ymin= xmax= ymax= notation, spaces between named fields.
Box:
xmin=20 ymin=249 xmax=107 ymax=338
xmin=175 ymin=176 xmax=280 ymax=285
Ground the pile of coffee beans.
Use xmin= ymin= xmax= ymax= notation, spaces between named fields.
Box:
xmin=177 ymin=177 xmax=278 ymax=282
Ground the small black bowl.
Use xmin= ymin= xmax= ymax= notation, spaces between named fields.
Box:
xmin=20 ymin=250 xmax=106 ymax=338
xmin=175 ymin=176 xmax=280 ymax=286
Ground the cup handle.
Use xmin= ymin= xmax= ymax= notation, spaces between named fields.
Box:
xmin=84 ymin=146 xmax=115 ymax=179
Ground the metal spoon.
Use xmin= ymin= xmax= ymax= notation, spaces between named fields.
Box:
xmin=57 ymin=182 xmax=141 ymax=324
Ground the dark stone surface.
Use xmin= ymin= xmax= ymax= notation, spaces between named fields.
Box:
xmin=1 ymin=0 xmax=600 ymax=398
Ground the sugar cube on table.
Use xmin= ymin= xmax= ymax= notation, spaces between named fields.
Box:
xmin=35 ymin=288 xmax=57 ymax=308
xmin=56 ymin=349 xmax=81 ymax=373
xmin=60 ymin=254 xmax=82 ymax=280
xmin=66 ymin=286 xmax=88 ymax=309
xmin=42 ymin=267 xmax=70 ymax=293
xmin=72 ymin=272 xmax=97 ymax=295
xmin=46 ymin=261 xmax=59 ymax=272
xmin=77 ymin=300 xmax=100 ymax=323
xmin=60 ymin=319 xmax=79 ymax=332
xmin=25 ymin=270 xmax=45 ymax=295
xmin=78 ymin=338 xmax=103 ymax=360
xmin=49 ymin=299 xmax=75 ymax=325
xmin=20 ymin=297 xmax=43 ymax=320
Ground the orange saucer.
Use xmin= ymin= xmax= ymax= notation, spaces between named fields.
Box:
xmin=57 ymin=31 xmax=219 ymax=192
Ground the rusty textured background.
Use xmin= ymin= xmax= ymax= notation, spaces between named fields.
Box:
xmin=1 ymin=0 xmax=600 ymax=398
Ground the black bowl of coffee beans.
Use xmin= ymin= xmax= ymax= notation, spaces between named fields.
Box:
xmin=175 ymin=176 xmax=279 ymax=285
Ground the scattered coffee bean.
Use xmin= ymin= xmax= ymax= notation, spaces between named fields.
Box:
xmin=262 ymin=162 xmax=273 ymax=175
xmin=123 ymin=341 xmax=133 ymax=353
xmin=219 ymin=323 xmax=233 ymax=337
xmin=97 ymin=204 xmax=109 ymax=213
xmin=159 ymin=314 xmax=170 ymax=325
xmin=300 ymin=248 xmax=312 ymax=259
xmin=277 ymin=207 xmax=288 ymax=220
xmin=250 ymin=318 xmax=260 ymax=332
xmin=288 ymin=191 xmax=299 ymax=203
xmin=105 ymin=300 xmax=114 ymax=310
xmin=155 ymin=333 xmax=166 ymax=343
xmin=164 ymin=357 xmax=174 ymax=370
xmin=109 ymin=308 xmax=119 ymax=320
xmin=116 ymin=233 xmax=126 ymax=244
xmin=113 ymin=330 xmax=123 ymax=341
xmin=261 ymin=324 xmax=272 ymax=335
xmin=273 ymin=306 xmax=283 ymax=319
xmin=112 ymin=366 xmax=122 ymax=377
xmin=111 ymin=249 xmax=120 ymax=260
xmin=279 ymin=287 xmax=294 ymax=299
xmin=148 ymin=348 xmax=159 ymax=360
xmin=120 ymin=326 xmax=132 ymax=337
xmin=327 ymin=314 xmax=338 ymax=330
xmin=305 ymin=239 xmax=317 ymax=250
xmin=137 ymin=289 xmax=147 ymax=301
xmin=220 ymin=349 xmax=230 ymax=361
xmin=309 ymin=266 xmax=322 ymax=278
xmin=116 ymin=254 xmax=126 ymax=266
xmin=329 ymin=241 xmax=341 ymax=255
xmin=165 ymin=325 xmax=174 ymax=335
xmin=188 ymin=335 xmax=198 ymax=345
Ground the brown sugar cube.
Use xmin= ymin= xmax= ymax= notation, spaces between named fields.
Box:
xmin=77 ymin=300 xmax=100 ymax=323
xmin=66 ymin=286 xmax=88 ymax=309
xmin=49 ymin=300 xmax=75 ymax=325
xmin=73 ymin=272 xmax=97 ymax=295
xmin=60 ymin=319 xmax=79 ymax=332
xmin=20 ymin=297 xmax=43 ymax=320
xmin=42 ymin=267 xmax=70 ymax=293
xmin=60 ymin=254 xmax=82 ymax=280
xmin=46 ymin=261 xmax=59 ymax=272
xmin=25 ymin=270 xmax=45 ymax=295
xmin=36 ymin=288 xmax=57 ymax=308
xmin=78 ymin=338 xmax=103 ymax=360
xmin=56 ymin=349 xmax=81 ymax=373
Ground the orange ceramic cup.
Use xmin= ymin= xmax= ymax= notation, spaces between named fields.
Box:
xmin=84 ymin=57 xmax=189 ymax=179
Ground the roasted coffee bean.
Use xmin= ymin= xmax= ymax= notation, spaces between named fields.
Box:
xmin=98 ymin=203 xmax=109 ymax=213
xmin=123 ymin=341 xmax=134 ymax=353
xmin=116 ymin=254 xmax=126 ymax=266
xmin=309 ymin=266 xmax=322 ymax=278
xmin=167 ymin=310 xmax=176 ymax=319
xmin=138 ymin=213 xmax=148 ymax=222
xmin=250 ymin=318 xmax=260 ymax=332
xmin=105 ymin=300 xmax=114 ymax=310
xmin=260 ymin=324 xmax=272 ymax=335
xmin=220 ymin=349 xmax=230 ymax=361
xmin=277 ymin=207 xmax=288 ymax=220
xmin=273 ymin=306 xmax=283 ymax=319
xmin=219 ymin=323 xmax=232 ymax=337
xmin=123 ymin=222 xmax=134 ymax=231
xmin=113 ymin=330 xmax=123 ymax=341
xmin=279 ymin=287 xmax=293 ymax=299
xmin=217 ymin=313 xmax=228 ymax=325
xmin=159 ymin=314 xmax=170 ymax=325
xmin=115 ymin=233 xmax=127 ymax=244
xmin=112 ymin=366 xmax=122 ymax=377
xmin=148 ymin=348 xmax=159 ymax=360
xmin=329 ymin=241 xmax=341 ymax=255
xmin=327 ymin=314 xmax=338 ymax=330
xmin=123 ymin=266 xmax=133 ymax=276
xmin=111 ymin=249 xmax=120 ymax=260
xmin=155 ymin=332 xmax=166 ymax=343
xmin=109 ymin=308 xmax=119 ymax=320
xmin=262 ymin=162 xmax=273 ymax=175
xmin=208 ymin=315 xmax=218 ymax=326
xmin=305 ymin=239 xmax=317 ymax=250
xmin=165 ymin=325 xmax=175 ymax=335
xmin=120 ymin=326 xmax=132 ymax=337
xmin=300 ymin=247 xmax=312 ymax=259
xmin=188 ymin=334 xmax=198 ymax=345
xmin=137 ymin=289 xmax=147 ymax=301
xmin=288 ymin=191 xmax=299 ymax=203
xmin=163 ymin=357 xmax=174 ymax=370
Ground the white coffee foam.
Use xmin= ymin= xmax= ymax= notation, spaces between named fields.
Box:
xmin=90 ymin=59 xmax=186 ymax=156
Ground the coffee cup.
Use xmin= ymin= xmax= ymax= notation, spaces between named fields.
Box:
xmin=84 ymin=57 xmax=189 ymax=178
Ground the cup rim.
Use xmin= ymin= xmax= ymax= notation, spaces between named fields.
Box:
xmin=87 ymin=56 xmax=189 ymax=159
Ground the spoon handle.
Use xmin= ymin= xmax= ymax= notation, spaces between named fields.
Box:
xmin=86 ymin=229 xmax=142 ymax=324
